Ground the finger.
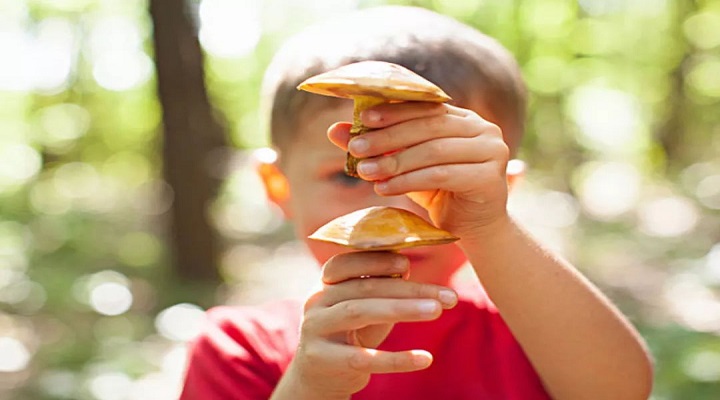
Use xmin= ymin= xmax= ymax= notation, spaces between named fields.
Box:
xmin=304 ymin=341 xmax=432 ymax=374
xmin=360 ymin=102 xmax=449 ymax=128
xmin=327 ymin=121 xmax=352 ymax=151
xmin=320 ymin=278 xmax=458 ymax=309
xmin=374 ymin=162 xmax=507 ymax=197
xmin=348 ymin=112 xmax=501 ymax=159
xmin=322 ymin=251 xmax=409 ymax=285
xmin=304 ymin=298 xmax=443 ymax=335
xmin=356 ymin=136 xmax=506 ymax=181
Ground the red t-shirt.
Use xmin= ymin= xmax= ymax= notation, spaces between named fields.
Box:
xmin=180 ymin=282 xmax=551 ymax=399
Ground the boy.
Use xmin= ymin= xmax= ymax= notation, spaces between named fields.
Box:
xmin=181 ymin=6 xmax=653 ymax=400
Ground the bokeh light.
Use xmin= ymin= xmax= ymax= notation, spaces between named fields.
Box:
xmin=576 ymin=162 xmax=642 ymax=220
xmin=88 ymin=372 xmax=132 ymax=400
xmin=155 ymin=303 xmax=205 ymax=342
xmin=198 ymin=0 xmax=262 ymax=58
xmin=0 ymin=144 xmax=42 ymax=191
xmin=638 ymin=196 xmax=699 ymax=238
xmin=0 ymin=337 xmax=31 ymax=372
xmin=90 ymin=282 xmax=133 ymax=316
xmin=569 ymin=86 xmax=644 ymax=154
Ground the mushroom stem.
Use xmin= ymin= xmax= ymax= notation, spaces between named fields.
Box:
xmin=347 ymin=96 xmax=386 ymax=177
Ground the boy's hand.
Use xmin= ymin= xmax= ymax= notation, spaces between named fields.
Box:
xmin=282 ymin=251 xmax=457 ymax=399
xmin=327 ymin=102 xmax=510 ymax=241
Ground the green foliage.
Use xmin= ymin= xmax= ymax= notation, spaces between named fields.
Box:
xmin=0 ymin=0 xmax=719 ymax=399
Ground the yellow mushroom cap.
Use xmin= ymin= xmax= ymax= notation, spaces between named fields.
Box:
xmin=297 ymin=61 xmax=451 ymax=102
xmin=309 ymin=206 xmax=459 ymax=251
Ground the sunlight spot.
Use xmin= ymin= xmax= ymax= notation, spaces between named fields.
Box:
xmin=696 ymin=174 xmax=720 ymax=209
xmin=90 ymin=282 xmax=133 ymax=316
xmin=682 ymin=351 xmax=720 ymax=382
xmin=570 ymin=87 xmax=643 ymax=153
xmin=127 ymin=372 xmax=182 ymax=400
xmin=37 ymin=103 xmax=91 ymax=148
xmin=38 ymin=370 xmax=78 ymax=398
xmin=664 ymin=274 xmax=720 ymax=332
xmin=252 ymin=147 xmax=278 ymax=164
xmin=0 ymin=337 xmax=31 ymax=372
xmin=0 ymin=143 xmax=42 ymax=189
xmin=155 ymin=303 xmax=205 ymax=342
xmin=93 ymin=50 xmax=153 ymax=91
xmin=0 ymin=28 xmax=33 ymax=91
xmin=577 ymin=162 xmax=642 ymax=220
xmin=683 ymin=11 xmax=720 ymax=50
xmin=161 ymin=345 xmax=189 ymax=380
xmin=199 ymin=0 xmax=261 ymax=58
xmin=705 ymin=244 xmax=720 ymax=284
xmin=89 ymin=372 xmax=132 ymax=400
xmin=33 ymin=18 xmax=76 ymax=93
xmin=638 ymin=196 xmax=698 ymax=237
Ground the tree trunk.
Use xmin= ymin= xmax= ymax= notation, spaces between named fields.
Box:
xmin=149 ymin=0 xmax=224 ymax=281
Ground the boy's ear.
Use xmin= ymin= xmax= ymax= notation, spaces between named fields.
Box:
xmin=506 ymin=159 xmax=525 ymax=191
xmin=255 ymin=150 xmax=292 ymax=218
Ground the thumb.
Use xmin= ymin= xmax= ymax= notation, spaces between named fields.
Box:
xmin=327 ymin=122 xmax=353 ymax=151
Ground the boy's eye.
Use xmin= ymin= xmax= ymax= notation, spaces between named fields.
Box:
xmin=328 ymin=171 xmax=365 ymax=187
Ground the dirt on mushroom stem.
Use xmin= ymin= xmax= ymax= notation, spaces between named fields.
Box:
xmin=347 ymin=95 xmax=386 ymax=177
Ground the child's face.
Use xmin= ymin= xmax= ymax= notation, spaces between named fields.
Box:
xmin=276 ymin=102 xmax=468 ymax=285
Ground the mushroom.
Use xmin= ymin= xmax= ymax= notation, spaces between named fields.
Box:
xmin=309 ymin=206 xmax=458 ymax=251
xmin=298 ymin=61 xmax=458 ymax=251
xmin=297 ymin=61 xmax=451 ymax=177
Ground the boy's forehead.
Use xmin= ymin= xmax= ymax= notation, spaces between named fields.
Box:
xmin=283 ymin=102 xmax=354 ymax=163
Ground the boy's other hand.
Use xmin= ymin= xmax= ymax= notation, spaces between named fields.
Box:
xmin=327 ymin=102 xmax=511 ymax=242
xmin=285 ymin=251 xmax=458 ymax=398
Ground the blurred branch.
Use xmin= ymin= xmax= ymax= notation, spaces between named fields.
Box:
xmin=149 ymin=0 xmax=226 ymax=281
xmin=656 ymin=0 xmax=695 ymax=167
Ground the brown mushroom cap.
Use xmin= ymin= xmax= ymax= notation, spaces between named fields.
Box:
xmin=297 ymin=61 xmax=451 ymax=102
xmin=309 ymin=206 xmax=459 ymax=251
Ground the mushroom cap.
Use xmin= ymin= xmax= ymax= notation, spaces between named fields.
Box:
xmin=309 ymin=206 xmax=459 ymax=251
xmin=297 ymin=61 xmax=451 ymax=102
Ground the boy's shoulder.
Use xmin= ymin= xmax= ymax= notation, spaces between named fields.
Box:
xmin=180 ymin=300 xmax=303 ymax=399
xmin=201 ymin=299 xmax=304 ymax=350
xmin=192 ymin=299 xmax=303 ymax=365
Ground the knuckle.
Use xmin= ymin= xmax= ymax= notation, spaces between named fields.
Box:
xmin=357 ymin=278 xmax=376 ymax=296
xmin=382 ymin=154 xmax=399 ymax=176
xmin=302 ymin=341 xmax=325 ymax=365
xmin=321 ymin=255 xmax=340 ymax=282
xmin=427 ymin=140 xmax=445 ymax=159
xmin=303 ymin=289 xmax=324 ymax=312
xmin=486 ymin=121 xmax=503 ymax=137
xmin=412 ymin=283 xmax=435 ymax=299
xmin=491 ymin=138 xmax=510 ymax=160
xmin=341 ymin=301 xmax=363 ymax=320
xmin=348 ymin=350 xmax=371 ymax=371
xmin=429 ymin=166 xmax=450 ymax=184
xmin=391 ymin=354 xmax=407 ymax=371
xmin=425 ymin=115 xmax=445 ymax=132
xmin=300 ymin=310 xmax=319 ymax=336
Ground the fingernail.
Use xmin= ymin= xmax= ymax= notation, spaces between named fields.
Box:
xmin=393 ymin=255 xmax=408 ymax=271
xmin=438 ymin=290 xmax=457 ymax=307
xmin=412 ymin=353 xmax=432 ymax=368
xmin=357 ymin=160 xmax=378 ymax=176
xmin=349 ymin=137 xmax=369 ymax=155
xmin=363 ymin=110 xmax=381 ymax=122
xmin=416 ymin=300 xmax=439 ymax=315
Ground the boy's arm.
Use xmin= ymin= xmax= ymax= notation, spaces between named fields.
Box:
xmin=460 ymin=217 xmax=653 ymax=400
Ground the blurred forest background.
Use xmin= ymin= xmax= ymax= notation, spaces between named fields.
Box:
xmin=0 ymin=0 xmax=719 ymax=399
